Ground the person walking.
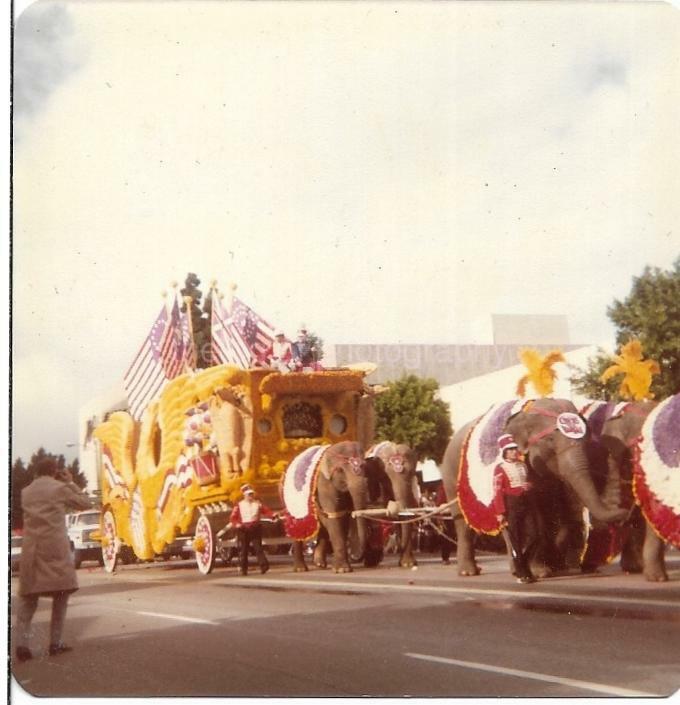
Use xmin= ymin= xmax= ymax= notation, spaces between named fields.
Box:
xmin=493 ymin=434 xmax=539 ymax=584
xmin=229 ymin=484 xmax=277 ymax=576
xmin=14 ymin=458 xmax=92 ymax=661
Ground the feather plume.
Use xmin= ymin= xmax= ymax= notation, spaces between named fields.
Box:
xmin=600 ymin=339 xmax=660 ymax=400
xmin=516 ymin=348 xmax=565 ymax=397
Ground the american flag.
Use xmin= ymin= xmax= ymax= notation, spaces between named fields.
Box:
xmin=123 ymin=302 xmax=184 ymax=420
xmin=211 ymin=294 xmax=275 ymax=368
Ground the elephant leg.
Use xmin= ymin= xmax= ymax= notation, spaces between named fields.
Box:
xmin=313 ymin=527 xmax=329 ymax=569
xmin=620 ymin=509 xmax=645 ymax=574
xmin=323 ymin=516 xmax=352 ymax=573
xmin=454 ymin=516 xmax=481 ymax=576
xmin=502 ymin=530 xmax=516 ymax=575
xmin=291 ymin=540 xmax=309 ymax=572
xmin=642 ymin=524 xmax=668 ymax=582
xmin=398 ymin=523 xmax=417 ymax=568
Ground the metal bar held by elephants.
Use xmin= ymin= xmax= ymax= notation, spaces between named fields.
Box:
xmin=352 ymin=499 xmax=458 ymax=520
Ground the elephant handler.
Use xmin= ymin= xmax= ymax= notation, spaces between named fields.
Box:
xmin=493 ymin=434 xmax=539 ymax=584
xmin=14 ymin=458 xmax=92 ymax=662
xmin=230 ymin=484 xmax=278 ymax=576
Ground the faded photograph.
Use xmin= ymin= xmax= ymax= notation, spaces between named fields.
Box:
xmin=10 ymin=0 xmax=680 ymax=700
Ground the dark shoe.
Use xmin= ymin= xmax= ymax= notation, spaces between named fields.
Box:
xmin=15 ymin=647 xmax=32 ymax=662
xmin=48 ymin=643 xmax=73 ymax=656
xmin=260 ymin=564 xmax=269 ymax=574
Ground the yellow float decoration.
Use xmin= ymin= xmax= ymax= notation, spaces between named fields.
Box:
xmin=516 ymin=348 xmax=565 ymax=398
xmin=600 ymin=339 xmax=660 ymax=400
xmin=93 ymin=365 xmax=376 ymax=571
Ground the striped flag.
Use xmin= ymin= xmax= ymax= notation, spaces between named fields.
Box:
xmin=211 ymin=294 xmax=275 ymax=368
xmin=123 ymin=302 xmax=183 ymax=420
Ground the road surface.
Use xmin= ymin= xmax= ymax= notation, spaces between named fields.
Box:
xmin=10 ymin=550 xmax=680 ymax=700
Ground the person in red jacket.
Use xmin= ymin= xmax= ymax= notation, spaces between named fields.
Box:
xmin=493 ymin=434 xmax=539 ymax=584
xmin=230 ymin=484 xmax=277 ymax=575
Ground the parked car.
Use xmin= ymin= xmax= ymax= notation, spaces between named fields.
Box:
xmin=11 ymin=534 xmax=22 ymax=573
xmin=67 ymin=510 xmax=104 ymax=568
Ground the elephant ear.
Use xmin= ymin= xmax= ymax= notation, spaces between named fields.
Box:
xmin=505 ymin=414 xmax=530 ymax=455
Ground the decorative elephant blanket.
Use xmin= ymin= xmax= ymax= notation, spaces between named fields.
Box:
xmin=458 ymin=399 xmax=529 ymax=534
xmin=580 ymin=401 xmax=633 ymax=440
xmin=280 ymin=444 xmax=330 ymax=541
xmin=633 ymin=393 xmax=680 ymax=548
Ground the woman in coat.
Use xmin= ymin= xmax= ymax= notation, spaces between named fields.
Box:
xmin=14 ymin=458 xmax=92 ymax=662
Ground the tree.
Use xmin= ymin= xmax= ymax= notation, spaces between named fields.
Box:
xmin=11 ymin=448 xmax=89 ymax=528
xmin=10 ymin=458 xmax=31 ymax=530
xmin=374 ymin=375 xmax=453 ymax=463
xmin=571 ymin=258 xmax=680 ymax=400
xmin=607 ymin=258 xmax=680 ymax=399
xmin=307 ymin=331 xmax=324 ymax=364
xmin=568 ymin=350 xmax=625 ymax=401
xmin=68 ymin=458 xmax=88 ymax=490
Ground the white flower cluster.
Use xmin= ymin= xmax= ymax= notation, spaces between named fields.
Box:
xmin=639 ymin=397 xmax=680 ymax=514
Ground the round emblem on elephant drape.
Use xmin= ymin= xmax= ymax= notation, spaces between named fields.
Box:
xmin=556 ymin=412 xmax=587 ymax=439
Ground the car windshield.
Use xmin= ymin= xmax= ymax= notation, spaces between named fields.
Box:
xmin=74 ymin=512 xmax=100 ymax=526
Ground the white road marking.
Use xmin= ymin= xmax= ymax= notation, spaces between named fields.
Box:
xmin=135 ymin=610 xmax=218 ymax=625
xmin=234 ymin=577 xmax=680 ymax=609
xmin=404 ymin=652 xmax=660 ymax=697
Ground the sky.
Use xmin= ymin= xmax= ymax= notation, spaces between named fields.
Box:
xmin=10 ymin=0 xmax=680 ymax=464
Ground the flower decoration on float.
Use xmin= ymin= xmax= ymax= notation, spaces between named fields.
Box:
xmin=516 ymin=348 xmax=565 ymax=398
xmin=600 ymin=339 xmax=660 ymax=401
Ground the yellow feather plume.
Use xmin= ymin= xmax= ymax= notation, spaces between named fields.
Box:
xmin=600 ymin=339 xmax=660 ymax=400
xmin=516 ymin=348 xmax=565 ymax=398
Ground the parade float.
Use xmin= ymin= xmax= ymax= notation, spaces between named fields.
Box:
xmin=90 ymin=281 xmax=380 ymax=574
xmin=94 ymin=364 xmax=377 ymax=573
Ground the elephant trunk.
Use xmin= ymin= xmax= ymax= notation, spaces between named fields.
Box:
xmin=555 ymin=443 xmax=628 ymax=523
xmin=348 ymin=482 xmax=370 ymax=562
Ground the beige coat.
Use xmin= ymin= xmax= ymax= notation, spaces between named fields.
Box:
xmin=19 ymin=476 xmax=92 ymax=596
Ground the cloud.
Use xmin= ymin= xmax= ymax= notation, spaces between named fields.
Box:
xmin=575 ymin=49 xmax=629 ymax=95
xmin=14 ymin=2 xmax=82 ymax=141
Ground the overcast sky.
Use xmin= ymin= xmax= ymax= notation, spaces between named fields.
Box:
xmin=11 ymin=0 xmax=680 ymax=463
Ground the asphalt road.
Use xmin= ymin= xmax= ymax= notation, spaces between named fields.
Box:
xmin=9 ymin=550 xmax=680 ymax=700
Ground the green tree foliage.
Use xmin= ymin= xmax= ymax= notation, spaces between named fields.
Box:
xmin=68 ymin=458 xmax=88 ymax=490
xmin=607 ymin=258 xmax=680 ymax=399
xmin=180 ymin=272 xmax=212 ymax=368
xmin=11 ymin=449 xmax=88 ymax=528
xmin=568 ymin=350 xmax=625 ymax=401
xmin=11 ymin=458 xmax=30 ymax=530
xmin=306 ymin=331 xmax=324 ymax=363
xmin=374 ymin=375 xmax=453 ymax=463
xmin=570 ymin=258 xmax=680 ymax=400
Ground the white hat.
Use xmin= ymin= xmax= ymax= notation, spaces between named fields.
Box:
xmin=240 ymin=483 xmax=255 ymax=495
xmin=275 ymin=330 xmax=285 ymax=337
xmin=498 ymin=434 xmax=519 ymax=452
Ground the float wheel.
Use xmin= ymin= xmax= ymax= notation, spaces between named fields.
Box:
xmin=194 ymin=515 xmax=216 ymax=575
xmin=102 ymin=509 xmax=118 ymax=574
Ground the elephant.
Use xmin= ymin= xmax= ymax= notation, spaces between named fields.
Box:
xmin=363 ymin=441 xmax=420 ymax=568
xmin=581 ymin=397 xmax=678 ymax=582
xmin=440 ymin=398 xmax=629 ymax=578
xmin=282 ymin=441 xmax=376 ymax=574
